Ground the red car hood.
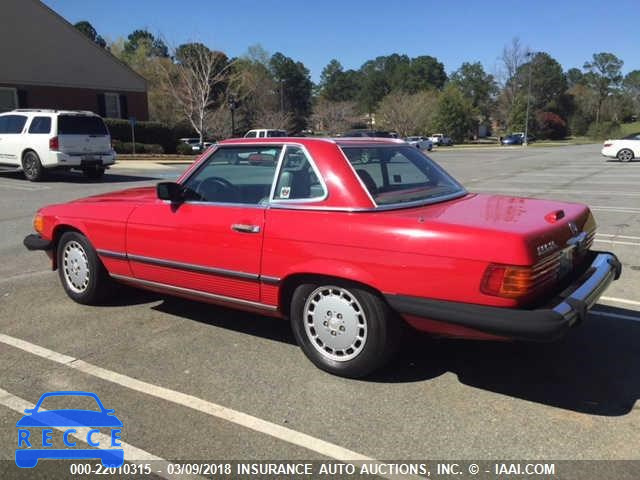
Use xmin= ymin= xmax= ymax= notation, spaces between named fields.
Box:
xmin=73 ymin=186 xmax=158 ymax=204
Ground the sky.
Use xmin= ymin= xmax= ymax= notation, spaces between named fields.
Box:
xmin=43 ymin=0 xmax=639 ymax=82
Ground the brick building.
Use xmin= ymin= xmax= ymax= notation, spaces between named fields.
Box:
xmin=0 ymin=0 xmax=148 ymax=120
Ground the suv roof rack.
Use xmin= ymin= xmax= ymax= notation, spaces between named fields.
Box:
xmin=11 ymin=109 xmax=98 ymax=115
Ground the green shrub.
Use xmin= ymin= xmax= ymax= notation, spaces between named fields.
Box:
xmin=587 ymin=121 xmax=621 ymax=140
xmin=104 ymin=119 xmax=195 ymax=154
xmin=112 ymin=140 xmax=164 ymax=154
xmin=176 ymin=143 xmax=198 ymax=155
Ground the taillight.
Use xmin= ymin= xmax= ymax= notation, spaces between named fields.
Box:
xmin=49 ymin=136 xmax=59 ymax=151
xmin=603 ymin=143 xmax=612 ymax=147
xmin=481 ymin=255 xmax=561 ymax=299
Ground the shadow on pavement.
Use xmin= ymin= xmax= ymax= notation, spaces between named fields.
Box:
xmin=374 ymin=304 xmax=640 ymax=416
xmin=103 ymin=288 xmax=639 ymax=416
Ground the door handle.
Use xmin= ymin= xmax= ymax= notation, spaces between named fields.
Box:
xmin=231 ymin=223 xmax=261 ymax=233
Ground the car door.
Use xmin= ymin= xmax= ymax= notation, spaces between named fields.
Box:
xmin=0 ymin=114 xmax=28 ymax=166
xmin=125 ymin=144 xmax=282 ymax=304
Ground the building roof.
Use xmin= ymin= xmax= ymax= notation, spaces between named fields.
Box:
xmin=0 ymin=0 xmax=147 ymax=92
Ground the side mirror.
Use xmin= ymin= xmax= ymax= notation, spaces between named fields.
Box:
xmin=157 ymin=182 xmax=184 ymax=203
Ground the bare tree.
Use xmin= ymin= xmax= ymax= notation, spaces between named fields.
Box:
xmin=254 ymin=110 xmax=292 ymax=130
xmin=496 ymin=37 xmax=528 ymax=131
xmin=312 ymin=99 xmax=358 ymax=134
xmin=376 ymin=91 xmax=439 ymax=137
xmin=159 ymin=44 xmax=233 ymax=144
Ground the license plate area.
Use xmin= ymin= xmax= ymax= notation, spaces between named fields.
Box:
xmin=558 ymin=246 xmax=575 ymax=278
xmin=81 ymin=157 xmax=102 ymax=166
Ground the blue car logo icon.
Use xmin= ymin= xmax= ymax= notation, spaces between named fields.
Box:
xmin=15 ymin=391 xmax=123 ymax=468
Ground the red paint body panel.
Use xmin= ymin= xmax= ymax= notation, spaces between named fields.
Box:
xmin=32 ymin=137 xmax=601 ymax=339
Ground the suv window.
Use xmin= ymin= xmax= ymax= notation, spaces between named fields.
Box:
xmin=0 ymin=114 xmax=27 ymax=134
xmin=182 ymin=146 xmax=282 ymax=204
xmin=28 ymin=116 xmax=52 ymax=134
xmin=273 ymin=146 xmax=324 ymax=200
xmin=341 ymin=145 xmax=464 ymax=206
xmin=245 ymin=131 xmax=257 ymax=138
xmin=267 ymin=130 xmax=286 ymax=137
xmin=58 ymin=115 xmax=108 ymax=135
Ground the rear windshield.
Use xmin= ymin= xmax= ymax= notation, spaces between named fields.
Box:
xmin=58 ymin=115 xmax=108 ymax=135
xmin=266 ymin=130 xmax=287 ymax=137
xmin=341 ymin=145 xmax=465 ymax=206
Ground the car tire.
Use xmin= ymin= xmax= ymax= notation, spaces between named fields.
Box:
xmin=290 ymin=281 xmax=402 ymax=378
xmin=57 ymin=231 xmax=113 ymax=304
xmin=22 ymin=151 xmax=45 ymax=182
xmin=83 ymin=167 xmax=105 ymax=179
xmin=617 ymin=149 xmax=634 ymax=162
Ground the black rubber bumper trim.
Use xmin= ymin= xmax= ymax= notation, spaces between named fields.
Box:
xmin=385 ymin=295 xmax=570 ymax=341
xmin=385 ymin=251 xmax=621 ymax=342
xmin=23 ymin=234 xmax=53 ymax=251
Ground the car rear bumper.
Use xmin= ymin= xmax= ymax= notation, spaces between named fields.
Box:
xmin=23 ymin=234 xmax=52 ymax=251
xmin=47 ymin=151 xmax=116 ymax=167
xmin=385 ymin=251 xmax=622 ymax=341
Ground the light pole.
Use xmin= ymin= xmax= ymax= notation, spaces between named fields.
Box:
xmin=523 ymin=51 xmax=536 ymax=146
xmin=279 ymin=79 xmax=285 ymax=113
xmin=228 ymin=96 xmax=239 ymax=137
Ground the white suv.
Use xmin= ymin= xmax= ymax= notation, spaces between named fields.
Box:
xmin=0 ymin=109 xmax=116 ymax=181
xmin=244 ymin=129 xmax=287 ymax=138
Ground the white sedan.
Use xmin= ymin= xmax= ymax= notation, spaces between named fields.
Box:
xmin=405 ymin=136 xmax=433 ymax=151
xmin=601 ymin=133 xmax=640 ymax=162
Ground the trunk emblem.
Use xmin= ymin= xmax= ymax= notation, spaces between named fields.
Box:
xmin=536 ymin=240 xmax=558 ymax=257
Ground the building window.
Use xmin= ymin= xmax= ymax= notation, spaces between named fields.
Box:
xmin=104 ymin=92 xmax=120 ymax=118
xmin=0 ymin=87 xmax=18 ymax=112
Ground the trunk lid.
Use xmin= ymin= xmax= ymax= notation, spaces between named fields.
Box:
xmin=56 ymin=114 xmax=112 ymax=155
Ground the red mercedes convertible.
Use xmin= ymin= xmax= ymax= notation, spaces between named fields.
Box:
xmin=24 ymin=138 xmax=621 ymax=377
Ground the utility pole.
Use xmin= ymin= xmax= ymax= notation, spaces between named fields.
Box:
xmin=228 ymin=96 xmax=238 ymax=137
xmin=279 ymin=79 xmax=285 ymax=113
xmin=523 ymin=51 xmax=535 ymax=147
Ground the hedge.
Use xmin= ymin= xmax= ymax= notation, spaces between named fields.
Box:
xmin=104 ymin=119 xmax=197 ymax=154
xmin=112 ymin=140 xmax=164 ymax=154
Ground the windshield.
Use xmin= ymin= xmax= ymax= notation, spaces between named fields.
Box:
xmin=341 ymin=145 xmax=465 ymax=206
xmin=58 ymin=115 xmax=108 ymax=135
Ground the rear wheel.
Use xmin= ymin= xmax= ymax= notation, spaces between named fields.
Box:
xmin=290 ymin=281 xmax=401 ymax=378
xmin=83 ymin=167 xmax=105 ymax=179
xmin=57 ymin=231 xmax=113 ymax=304
xmin=617 ymin=149 xmax=634 ymax=162
xmin=22 ymin=151 xmax=45 ymax=181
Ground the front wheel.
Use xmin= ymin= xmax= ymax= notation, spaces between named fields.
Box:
xmin=57 ymin=231 xmax=113 ymax=304
xmin=290 ymin=282 xmax=401 ymax=378
xmin=617 ymin=149 xmax=634 ymax=162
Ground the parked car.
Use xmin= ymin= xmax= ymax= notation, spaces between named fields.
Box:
xmin=24 ymin=137 xmax=621 ymax=378
xmin=0 ymin=109 xmax=115 ymax=180
xmin=244 ymin=129 xmax=287 ymax=138
xmin=343 ymin=130 xmax=395 ymax=138
xmin=405 ymin=136 xmax=433 ymax=151
xmin=601 ymin=132 xmax=640 ymax=162
xmin=179 ymin=138 xmax=214 ymax=152
xmin=500 ymin=134 xmax=524 ymax=145
xmin=511 ymin=132 xmax=536 ymax=143
xmin=429 ymin=133 xmax=454 ymax=146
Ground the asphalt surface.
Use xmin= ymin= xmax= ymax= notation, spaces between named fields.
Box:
xmin=1 ymin=144 xmax=638 ymax=478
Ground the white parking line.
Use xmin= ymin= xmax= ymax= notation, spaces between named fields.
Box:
xmin=478 ymin=187 xmax=640 ymax=196
xmin=590 ymin=311 xmax=640 ymax=322
xmin=0 ymin=334 xmax=418 ymax=479
xmin=600 ymin=297 xmax=640 ymax=308
xmin=593 ymin=238 xmax=640 ymax=246
xmin=0 ymin=388 xmax=188 ymax=480
xmin=597 ymin=233 xmax=640 ymax=240
xmin=0 ymin=181 xmax=50 ymax=191
xmin=591 ymin=206 xmax=640 ymax=214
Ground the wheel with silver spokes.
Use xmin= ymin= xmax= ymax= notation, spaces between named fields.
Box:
xmin=62 ymin=240 xmax=90 ymax=293
xmin=57 ymin=231 xmax=113 ymax=304
xmin=22 ymin=151 xmax=45 ymax=181
xmin=617 ymin=149 xmax=634 ymax=162
xmin=290 ymin=281 xmax=402 ymax=378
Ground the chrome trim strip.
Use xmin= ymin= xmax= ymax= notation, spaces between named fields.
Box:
xmin=127 ymin=253 xmax=259 ymax=281
xmin=96 ymin=249 xmax=127 ymax=260
xmin=260 ymin=275 xmax=281 ymax=285
xmin=109 ymin=274 xmax=278 ymax=311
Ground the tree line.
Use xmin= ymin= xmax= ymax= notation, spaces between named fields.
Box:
xmin=76 ymin=23 xmax=639 ymax=143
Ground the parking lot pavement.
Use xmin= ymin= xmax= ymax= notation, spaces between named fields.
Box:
xmin=1 ymin=144 xmax=639 ymax=478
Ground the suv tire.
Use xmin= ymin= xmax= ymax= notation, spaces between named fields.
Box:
xmin=22 ymin=151 xmax=45 ymax=182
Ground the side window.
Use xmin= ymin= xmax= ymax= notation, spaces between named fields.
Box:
xmin=4 ymin=115 xmax=27 ymax=134
xmin=387 ymin=152 xmax=430 ymax=185
xmin=0 ymin=116 xmax=8 ymax=134
xmin=182 ymin=146 xmax=282 ymax=205
xmin=273 ymin=146 xmax=325 ymax=200
xmin=258 ymin=131 xmax=265 ymax=138
xmin=28 ymin=116 xmax=52 ymax=134
xmin=245 ymin=131 xmax=257 ymax=138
